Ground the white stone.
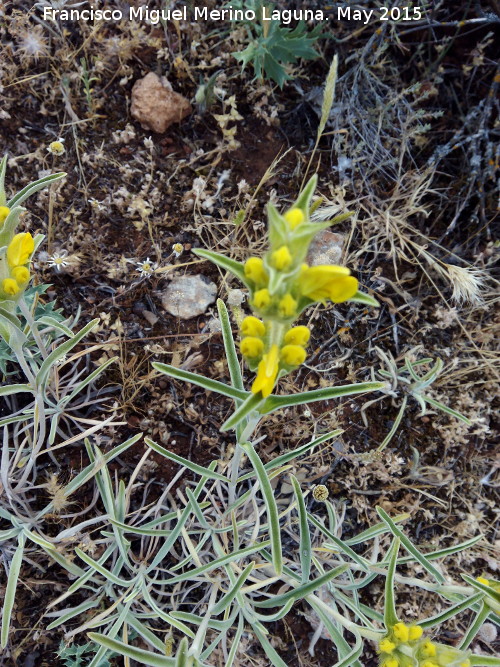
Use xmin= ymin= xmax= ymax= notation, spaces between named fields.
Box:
xmin=161 ymin=275 xmax=217 ymax=319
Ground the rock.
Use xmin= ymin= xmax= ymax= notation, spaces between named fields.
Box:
xmin=131 ymin=72 xmax=192 ymax=133
xmin=307 ymin=230 xmax=345 ymax=266
xmin=161 ymin=275 xmax=217 ymax=319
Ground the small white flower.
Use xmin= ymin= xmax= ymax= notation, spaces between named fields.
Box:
xmin=136 ymin=258 xmax=157 ymax=277
xmin=47 ymin=250 xmax=69 ymax=271
xmin=172 ymin=243 xmax=183 ymax=258
xmin=47 ymin=138 xmax=65 ymax=156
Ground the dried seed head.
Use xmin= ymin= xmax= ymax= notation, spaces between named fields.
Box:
xmin=313 ymin=484 xmax=329 ymax=501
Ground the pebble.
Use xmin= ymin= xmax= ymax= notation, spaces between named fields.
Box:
xmin=131 ymin=72 xmax=192 ymax=133
xmin=307 ymin=230 xmax=345 ymax=266
xmin=161 ymin=275 xmax=217 ymax=319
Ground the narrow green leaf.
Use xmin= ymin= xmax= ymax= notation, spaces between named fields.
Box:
xmin=1 ymin=533 xmax=25 ymax=648
xmin=423 ymin=396 xmax=471 ymax=424
xmin=251 ymin=624 xmax=288 ymax=667
xmin=290 ymin=475 xmax=311 ymax=584
xmin=211 ymin=562 xmax=255 ymax=615
xmin=87 ymin=634 xmax=176 ymax=667
xmin=145 ymin=437 xmax=226 ymax=481
xmin=241 ymin=441 xmax=282 ymax=575
xmin=61 ymin=434 xmax=141 ymax=499
xmin=348 ymin=291 xmax=380 ymax=307
xmin=469 ymin=658 xmax=500 ymax=666
xmin=75 ymin=547 xmax=131 ymax=587
xmin=383 ymin=538 xmax=400 ymax=628
xmin=46 ymin=597 xmax=102 ymax=630
xmin=254 ymin=564 xmax=349 ymax=609
xmin=261 ymin=381 xmax=385 ymax=413
xmin=156 ymin=541 xmax=270 ymax=585
xmin=462 ymin=574 xmax=500 ymax=604
xmin=217 ymin=299 xmax=244 ymax=392
xmin=307 ymin=513 xmax=369 ymax=570
xmin=346 ymin=514 xmax=410 ymax=546
xmin=0 ymin=384 xmax=32 ymax=397
xmin=153 ymin=362 xmax=248 ymax=402
xmin=125 ymin=613 xmax=167 ymax=654
xmin=36 ymin=319 xmax=99 ymax=387
xmin=226 ymin=614 xmax=244 ymax=667
xmin=420 ymin=593 xmax=483 ymax=630
xmin=192 ymin=248 xmax=248 ymax=287
xmin=7 ymin=172 xmax=66 ymax=208
xmin=220 ymin=393 xmax=264 ymax=432
xmin=377 ymin=507 xmax=445 ymax=584
xmin=60 ymin=356 xmax=118 ymax=405
xmin=397 ymin=534 xmax=482 ymax=563
xmin=333 ymin=631 xmax=363 ymax=667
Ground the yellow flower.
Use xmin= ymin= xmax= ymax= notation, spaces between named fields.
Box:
xmin=278 ymin=293 xmax=297 ymax=317
xmin=477 ymin=577 xmax=490 ymax=586
xmin=0 ymin=206 xmax=10 ymax=224
xmin=379 ymin=639 xmax=396 ymax=654
xmin=251 ymin=344 xmax=279 ymax=398
xmin=48 ymin=140 xmax=65 ymax=155
xmin=280 ymin=344 xmax=306 ymax=366
xmin=244 ymin=257 xmax=268 ymax=285
xmin=393 ymin=623 xmax=409 ymax=643
xmin=459 ymin=661 xmax=471 ymax=667
xmin=300 ymin=265 xmax=358 ymax=303
xmin=382 ymin=659 xmax=399 ymax=667
xmin=2 ymin=278 xmax=20 ymax=296
xmin=240 ymin=337 xmax=264 ymax=358
xmin=271 ymin=245 xmax=293 ymax=271
xmin=408 ymin=625 xmax=423 ymax=641
xmin=420 ymin=642 xmax=437 ymax=658
xmin=12 ymin=266 xmax=30 ymax=285
xmin=284 ymin=208 xmax=304 ymax=230
xmin=421 ymin=663 xmax=439 ymax=667
xmin=241 ymin=316 xmax=266 ymax=338
xmin=253 ymin=288 xmax=271 ymax=310
xmin=7 ymin=232 xmax=35 ymax=268
xmin=284 ymin=325 xmax=310 ymax=346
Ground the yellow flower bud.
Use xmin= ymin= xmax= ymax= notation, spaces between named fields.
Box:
xmin=459 ymin=661 xmax=471 ymax=667
xmin=241 ymin=316 xmax=266 ymax=338
xmin=240 ymin=337 xmax=264 ymax=358
xmin=408 ymin=625 xmax=423 ymax=641
xmin=477 ymin=577 xmax=490 ymax=586
xmin=244 ymin=257 xmax=268 ymax=285
xmin=393 ymin=623 xmax=409 ymax=643
xmin=12 ymin=266 xmax=30 ymax=285
xmin=278 ymin=293 xmax=297 ymax=318
xmin=382 ymin=659 xmax=399 ymax=667
xmin=2 ymin=278 xmax=20 ymax=296
xmin=253 ymin=288 xmax=271 ymax=310
xmin=421 ymin=663 xmax=439 ymax=667
xmin=271 ymin=245 xmax=293 ymax=271
xmin=420 ymin=641 xmax=437 ymax=657
xmin=0 ymin=206 xmax=10 ymax=224
xmin=7 ymin=232 xmax=35 ymax=268
xmin=280 ymin=344 xmax=306 ymax=366
xmin=284 ymin=326 xmax=310 ymax=346
xmin=284 ymin=208 xmax=304 ymax=229
xmin=251 ymin=344 xmax=279 ymax=398
xmin=379 ymin=638 xmax=396 ymax=654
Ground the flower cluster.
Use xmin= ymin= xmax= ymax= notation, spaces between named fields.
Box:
xmin=237 ymin=176 xmax=366 ymax=398
xmin=379 ymin=623 xmax=471 ymax=667
xmin=0 ymin=207 xmax=35 ymax=300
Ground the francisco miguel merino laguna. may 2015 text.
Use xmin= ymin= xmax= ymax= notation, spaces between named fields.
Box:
xmin=41 ymin=5 xmax=425 ymax=26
